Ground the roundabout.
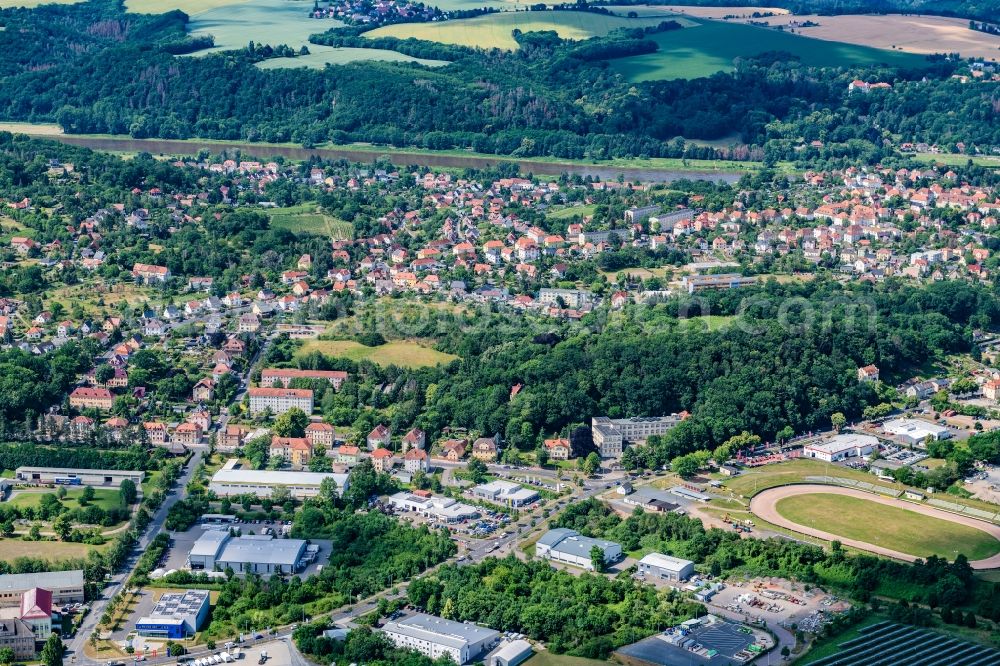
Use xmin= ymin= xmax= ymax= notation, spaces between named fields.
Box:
xmin=749 ymin=484 xmax=1000 ymax=569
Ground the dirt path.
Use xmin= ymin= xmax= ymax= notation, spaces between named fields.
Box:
xmin=750 ymin=484 xmax=1000 ymax=569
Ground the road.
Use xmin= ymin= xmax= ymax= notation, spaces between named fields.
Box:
xmin=69 ymin=331 xmax=273 ymax=666
xmin=68 ymin=450 xmax=203 ymax=666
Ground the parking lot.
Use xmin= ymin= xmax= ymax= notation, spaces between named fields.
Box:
xmin=708 ymin=578 xmax=851 ymax=634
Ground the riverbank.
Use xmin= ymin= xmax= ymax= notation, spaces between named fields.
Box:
xmin=0 ymin=122 xmax=752 ymax=183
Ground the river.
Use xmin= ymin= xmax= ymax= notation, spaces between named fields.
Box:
xmin=45 ymin=135 xmax=745 ymax=184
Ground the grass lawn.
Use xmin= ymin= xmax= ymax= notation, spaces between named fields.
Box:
xmin=724 ymin=458 xmax=905 ymax=498
xmin=0 ymin=538 xmax=106 ymax=563
xmin=610 ymin=17 xmax=929 ymax=81
xmin=546 ymin=203 xmax=597 ymax=220
xmin=679 ymin=314 xmax=735 ymax=332
xmin=8 ymin=488 xmax=123 ymax=512
xmin=296 ymin=339 xmax=458 ymax=368
xmin=367 ymin=11 xmax=672 ymax=50
xmin=912 ymin=153 xmax=1000 ymax=168
xmin=775 ymin=492 xmax=1000 ymax=561
xmin=524 ymin=653 xmax=610 ymax=666
xmin=267 ymin=204 xmax=353 ymax=239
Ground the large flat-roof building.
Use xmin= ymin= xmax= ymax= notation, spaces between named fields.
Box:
xmin=381 ymin=613 xmax=499 ymax=665
xmin=591 ymin=415 xmax=683 ymax=458
xmin=471 ymin=481 xmax=539 ymax=507
xmin=247 ymin=387 xmax=314 ymax=416
xmin=14 ymin=467 xmax=144 ymax=488
xmin=0 ymin=571 xmax=84 ymax=608
xmin=387 ymin=491 xmax=480 ymax=523
xmin=803 ymin=433 xmax=878 ymax=462
xmin=537 ymin=288 xmax=593 ymax=309
xmin=188 ymin=531 xmax=308 ymax=575
xmin=637 ymin=553 xmax=695 ymax=582
xmin=136 ymin=590 xmax=210 ymax=639
xmin=260 ymin=368 xmax=348 ymax=390
xmin=681 ymin=273 xmax=757 ymax=294
xmin=535 ymin=528 xmax=622 ymax=571
xmin=882 ymin=418 xmax=952 ymax=446
xmin=209 ymin=459 xmax=347 ymax=499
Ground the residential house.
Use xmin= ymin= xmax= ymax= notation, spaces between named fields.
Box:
xmin=367 ymin=424 xmax=391 ymax=450
xmin=269 ymin=436 xmax=312 ymax=466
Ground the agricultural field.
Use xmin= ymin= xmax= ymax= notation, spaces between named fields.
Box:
xmin=296 ymin=339 xmax=459 ymax=368
xmin=615 ymin=5 xmax=789 ymax=19
xmin=183 ymin=0 xmax=443 ymax=68
xmin=0 ymin=0 xmax=80 ymax=7
xmin=750 ymin=13 xmax=1000 ymax=61
xmin=609 ymin=17 xmax=928 ymax=81
xmin=257 ymin=47 xmax=448 ymax=70
xmin=366 ymin=11 xmax=672 ymax=50
xmin=267 ymin=204 xmax=353 ymax=239
xmin=774 ymin=492 xmax=1000 ymax=561
xmin=124 ymin=0 xmax=251 ymax=15
xmin=0 ymin=121 xmax=63 ymax=135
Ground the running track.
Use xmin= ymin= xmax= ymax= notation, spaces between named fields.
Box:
xmin=749 ymin=484 xmax=1000 ymax=569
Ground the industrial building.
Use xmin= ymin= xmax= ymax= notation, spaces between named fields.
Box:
xmin=535 ymin=528 xmax=622 ymax=571
xmin=621 ymin=487 xmax=681 ymax=513
xmin=135 ymin=590 xmax=210 ymax=639
xmin=680 ymin=273 xmax=757 ymax=294
xmin=387 ymin=491 xmax=480 ymax=523
xmin=882 ymin=418 xmax=953 ymax=446
xmin=0 ymin=570 xmax=84 ymax=608
xmin=188 ymin=531 xmax=309 ymax=575
xmin=471 ymin=480 xmax=539 ymax=507
xmin=209 ymin=459 xmax=348 ymax=499
xmin=487 ymin=639 xmax=533 ymax=666
xmin=803 ymin=433 xmax=878 ymax=462
xmin=591 ymin=415 xmax=683 ymax=458
xmin=13 ymin=467 xmax=144 ymax=488
xmin=637 ymin=553 xmax=695 ymax=582
xmin=381 ymin=613 xmax=499 ymax=665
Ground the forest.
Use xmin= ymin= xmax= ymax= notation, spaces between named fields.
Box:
xmin=405 ymin=555 xmax=705 ymax=658
xmin=0 ymin=1 xmax=995 ymax=165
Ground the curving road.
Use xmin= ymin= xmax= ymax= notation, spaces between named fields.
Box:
xmin=750 ymin=484 xmax=1000 ymax=570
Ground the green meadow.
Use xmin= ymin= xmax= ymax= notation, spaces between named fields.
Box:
xmin=367 ymin=11 xmax=674 ymax=50
xmin=610 ymin=17 xmax=929 ymax=81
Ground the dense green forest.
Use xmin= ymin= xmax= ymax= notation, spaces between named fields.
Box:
xmin=0 ymin=1 xmax=995 ymax=164
xmin=298 ymin=278 xmax=992 ymax=461
xmin=405 ymin=556 xmax=705 ymax=657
